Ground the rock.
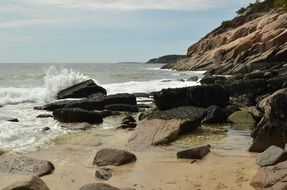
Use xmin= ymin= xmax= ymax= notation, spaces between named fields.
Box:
xmin=0 ymin=156 xmax=55 ymax=177
xmin=133 ymin=93 xmax=150 ymax=98
xmin=177 ymin=145 xmax=211 ymax=159
xmin=79 ymin=183 xmax=120 ymax=190
xmin=201 ymin=105 xmax=228 ymax=124
xmin=35 ymin=98 xmax=105 ymax=111
xmin=104 ymin=94 xmax=137 ymax=106
xmin=0 ymin=117 xmax=19 ymax=122
xmin=57 ymin=79 xmax=107 ymax=99
xmin=0 ymin=149 xmax=7 ymax=155
xmin=61 ymin=122 xmax=93 ymax=130
xmin=127 ymin=106 xmax=206 ymax=150
xmin=250 ymin=160 xmax=287 ymax=190
xmin=250 ymin=88 xmax=287 ymax=152
xmin=93 ymin=149 xmax=137 ymax=166
xmin=228 ymin=110 xmax=256 ymax=130
xmin=53 ymin=108 xmax=103 ymax=124
xmin=226 ymin=79 xmax=268 ymax=97
xmin=200 ymin=75 xmax=227 ymax=85
xmin=41 ymin=127 xmax=50 ymax=132
xmin=147 ymin=54 xmax=186 ymax=64
xmin=187 ymin=76 xmax=199 ymax=82
xmin=256 ymin=146 xmax=287 ymax=167
xmin=236 ymin=94 xmax=256 ymax=106
xmin=118 ymin=116 xmax=137 ymax=129
xmin=122 ymin=116 xmax=136 ymax=124
xmin=224 ymin=104 xmax=240 ymax=115
xmin=95 ymin=167 xmax=112 ymax=180
xmin=36 ymin=114 xmax=53 ymax=118
xmin=105 ymin=104 xmax=139 ymax=112
xmin=3 ymin=175 xmax=50 ymax=190
xmin=153 ymin=85 xmax=229 ymax=111
xmin=94 ymin=110 xmax=113 ymax=118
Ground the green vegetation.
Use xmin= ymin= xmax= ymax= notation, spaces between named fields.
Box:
xmin=236 ymin=0 xmax=287 ymax=15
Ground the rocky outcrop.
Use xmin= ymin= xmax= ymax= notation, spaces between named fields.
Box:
xmin=147 ymin=54 xmax=186 ymax=64
xmin=57 ymin=79 xmax=107 ymax=99
xmin=153 ymin=85 xmax=229 ymax=111
xmin=162 ymin=10 xmax=287 ymax=75
xmin=53 ymin=108 xmax=103 ymax=124
xmin=0 ymin=156 xmax=55 ymax=177
xmin=3 ymin=176 xmax=50 ymax=190
xmin=250 ymin=88 xmax=287 ymax=152
xmin=256 ymin=146 xmax=287 ymax=167
xmin=93 ymin=149 xmax=137 ymax=166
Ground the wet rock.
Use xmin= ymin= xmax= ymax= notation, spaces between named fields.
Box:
xmin=57 ymin=79 xmax=107 ymax=99
xmin=226 ymin=79 xmax=268 ymax=97
xmin=36 ymin=114 xmax=53 ymax=118
xmin=224 ymin=104 xmax=240 ymax=115
xmin=187 ymin=76 xmax=199 ymax=82
xmin=95 ymin=167 xmax=112 ymax=180
xmin=118 ymin=116 xmax=137 ymax=129
xmin=0 ymin=117 xmax=19 ymax=122
xmin=61 ymin=122 xmax=93 ymax=130
xmin=0 ymin=156 xmax=55 ymax=177
xmin=250 ymin=161 xmax=287 ymax=190
xmin=3 ymin=175 xmax=50 ymax=190
xmin=133 ymin=93 xmax=150 ymax=98
xmin=53 ymin=108 xmax=103 ymax=124
xmin=0 ymin=149 xmax=6 ymax=155
xmin=153 ymin=85 xmax=229 ymax=111
xmin=250 ymin=88 xmax=287 ymax=152
xmin=200 ymin=75 xmax=227 ymax=85
xmin=201 ymin=105 xmax=228 ymax=124
xmin=105 ymin=104 xmax=139 ymax=112
xmin=177 ymin=145 xmax=211 ymax=159
xmin=127 ymin=106 xmax=206 ymax=150
xmin=93 ymin=149 xmax=137 ymax=166
xmin=104 ymin=94 xmax=137 ymax=106
xmin=41 ymin=127 xmax=50 ymax=132
xmin=94 ymin=110 xmax=113 ymax=118
xmin=256 ymin=146 xmax=287 ymax=167
xmin=228 ymin=110 xmax=256 ymax=130
xmin=236 ymin=94 xmax=256 ymax=106
xmin=79 ymin=183 xmax=120 ymax=190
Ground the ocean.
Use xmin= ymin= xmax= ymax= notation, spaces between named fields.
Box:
xmin=0 ymin=63 xmax=204 ymax=153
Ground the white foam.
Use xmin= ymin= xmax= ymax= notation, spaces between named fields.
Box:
xmin=0 ymin=66 xmax=90 ymax=105
xmin=103 ymin=79 xmax=200 ymax=95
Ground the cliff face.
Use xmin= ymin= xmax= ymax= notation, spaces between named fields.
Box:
xmin=162 ymin=10 xmax=287 ymax=74
xmin=146 ymin=55 xmax=186 ymax=64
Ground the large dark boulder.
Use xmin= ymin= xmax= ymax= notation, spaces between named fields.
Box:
xmin=200 ymin=75 xmax=227 ymax=85
xmin=201 ymin=105 xmax=228 ymax=124
xmin=53 ymin=108 xmax=103 ymax=124
xmin=93 ymin=149 xmax=136 ymax=166
xmin=105 ymin=104 xmax=139 ymax=112
xmin=0 ymin=156 xmax=55 ymax=177
xmin=249 ymin=88 xmax=287 ymax=152
xmin=153 ymin=85 xmax=229 ymax=111
xmin=3 ymin=176 xmax=50 ymax=190
xmin=103 ymin=94 xmax=137 ymax=105
xmin=226 ymin=79 xmax=268 ymax=97
xmin=57 ymin=79 xmax=107 ymax=99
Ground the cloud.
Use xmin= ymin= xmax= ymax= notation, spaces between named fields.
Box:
xmin=0 ymin=18 xmax=69 ymax=29
xmin=24 ymin=0 xmax=252 ymax=11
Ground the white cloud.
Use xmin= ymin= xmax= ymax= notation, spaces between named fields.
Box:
xmin=24 ymin=0 xmax=253 ymax=11
xmin=0 ymin=18 xmax=69 ymax=29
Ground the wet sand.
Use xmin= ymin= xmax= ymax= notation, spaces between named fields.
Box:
xmin=0 ymin=117 xmax=258 ymax=190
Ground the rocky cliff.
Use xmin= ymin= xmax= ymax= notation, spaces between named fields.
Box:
xmin=162 ymin=8 xmax=287 ymax=74
xmin=147 ymin=54 xmax=186 ymax=64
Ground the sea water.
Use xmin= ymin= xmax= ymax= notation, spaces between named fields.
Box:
xmin=0 ymin=63 xmax=204 ymax=153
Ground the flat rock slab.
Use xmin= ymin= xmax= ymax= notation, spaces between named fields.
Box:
xmin=256 ymin=146 xmax=287 ymax=167
xmin=61 ymin=122 xmax=93 ymax=130
xmin=228 ymin=110 xmax=256 ymax=130
xmin=0 ymin=156 xmax=55 ymax=177
xmin=177 ymin=145 xmax=211 ymax=159
xmin=2 ymin=175 xmax=50 ymax=190
xmin=93 ymin=149 xmax=137 ymax=166
xmin=250 ymin=160 xmax=287 ymax=190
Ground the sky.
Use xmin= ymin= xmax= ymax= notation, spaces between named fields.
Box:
xmin=0 ymin=0 xmax=255 ymax=63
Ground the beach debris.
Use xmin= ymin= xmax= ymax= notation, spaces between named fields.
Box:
xmin=2 ymin=175 xmax=50 ymax=190
xmin=93 ymin=149 xmax=136 ymax=166
xmin=95 ymin=167 xmax=112 ymax=180
xmin=0 ymin=156 xmax=55 ymax=177
xmin=177 ymin=145 xmax=211 ymax=159
xmin=256 ymin=146 xmax=287 ymax=167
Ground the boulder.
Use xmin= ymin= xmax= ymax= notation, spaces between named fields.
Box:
xmin=0 ymin=117 xmax=19 ymax=122
xmin=105 ymin=104 xmax=139 ymax=112
xmin=127 ymin=106 xmax=206 ymax=150
xmin=177 ymin=145 xmax=211 ymax=159
xmin=200 ymin=75 xmax=227 ymax=85
xmin=250 ymin=161 xmax=287 ymax=190
xmin=226 ymin=79 xmax=268 ymax=97
xmin=224 ymin=104 xmax=240 ymax=115
xmin=103 ymin=94 xmax=137 ymax=106
xmin=153 ymin=85 xmax=229 ymax=110
xmin=93 ymin=149 xmax=136 ymax=166
xmin=3 ymin=176 xmax=50 ymax=190
xmin=79 ymin=183 xmax=120 ymax=190
xmin=201 ymin=105 xmax=228 ymax=124
xmin=57 ymin=79 xmax=107 ymax=99
xmin=41 ymin=127 xmax=50 ymax=132
xmin=118 ymin=116 xmax=137 ymax=129
xmin=228 ymin=110 xmax=256 ymax=130
xmin=236 ymin=94 xmax=256 ymax=106
xmin=60 ymin=122 xmax=93 ymax=130
xmin=0 ymin=156 xmax=55 ymax=177
xmin=36 ymin=114 xmax=53 ymax=118
xmin=95 ymin=167 xmax=112 ymax=180
xmin=250 ymin=88 xmax=287 ymax=152
xmin=0 ymin=149 xmax=7 ymax=155
xmin=256 ymin=146 xmax=287 ymax=167
xmin=53 ymin=108 xmax=103 ymax=124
